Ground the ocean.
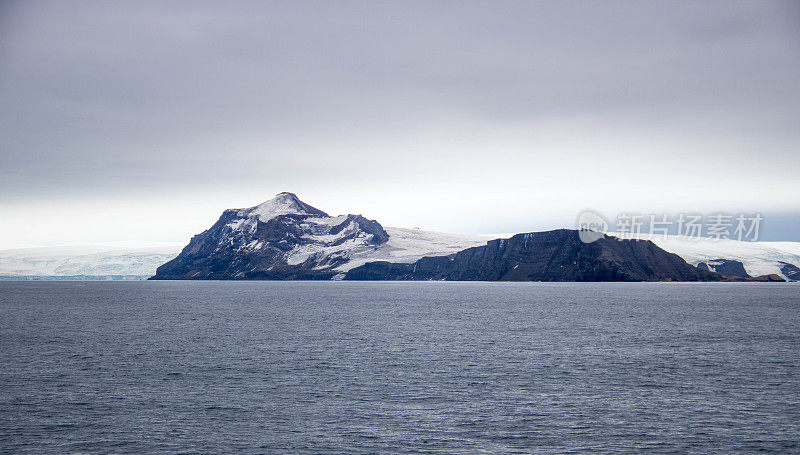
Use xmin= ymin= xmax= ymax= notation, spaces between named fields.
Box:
xmin=1 ymin=281 xmax=798 ymax=453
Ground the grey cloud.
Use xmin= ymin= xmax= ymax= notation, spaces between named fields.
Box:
xmin=0 ymin=1 xmax=798 ymax=219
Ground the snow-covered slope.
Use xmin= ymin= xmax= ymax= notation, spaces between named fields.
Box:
xmin=0 ymin=244 xmax=182 ymax=277
xmin=152 ymin=193 xmax=496 ymax=280
xmin=337 ymin=226 xmax=491 ymax=271
xmin=610 ymin=233 xmax=800 ymax=280
xmin=255 ymin=225 xmax=490 ymax=274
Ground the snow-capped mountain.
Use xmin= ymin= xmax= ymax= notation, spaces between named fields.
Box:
xmin=152 ymin=193 xmax=491 ymax=280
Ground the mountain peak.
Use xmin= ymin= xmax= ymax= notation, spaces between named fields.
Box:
xmin=274 ymin=191 xmax=300 ymax=201
xmin=247 ymin=192 xmax=328 ymax=222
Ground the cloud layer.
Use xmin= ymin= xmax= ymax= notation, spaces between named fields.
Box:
xmin=1 ymin=1 xmax=798 ymax=246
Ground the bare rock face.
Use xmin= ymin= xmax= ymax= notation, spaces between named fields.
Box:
xmin=779 ymin=262 xmax=800 ymax=282
xmin=344 ymin=230 xmax=727 ymax=282
xmin=696 ymin=259 xmax=751 ymax=278
xmin=151 ymin=193 xmax=389 ymax=280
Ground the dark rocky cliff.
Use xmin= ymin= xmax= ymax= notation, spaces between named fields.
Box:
xmin=344 ymin=230 xmax=727 ymax=282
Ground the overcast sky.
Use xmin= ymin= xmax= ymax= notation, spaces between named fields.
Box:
xmin=1 ymin=0 xmax=798 ymax=247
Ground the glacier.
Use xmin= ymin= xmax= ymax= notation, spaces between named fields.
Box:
xmin=0 ymin=244 xmax=183 ymax=278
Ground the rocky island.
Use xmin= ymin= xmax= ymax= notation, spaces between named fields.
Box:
xmin=151 ymin=193 xmax=787 ymax=282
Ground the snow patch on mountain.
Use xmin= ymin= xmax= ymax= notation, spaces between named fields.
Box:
xmin=284 ymin=226 xmax=493 ymax=272
xmin=375 ymin=227 xmax=493 ymax=267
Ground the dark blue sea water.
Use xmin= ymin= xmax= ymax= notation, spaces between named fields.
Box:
xmin=1 ymin=281 xmax=799 ymax=454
